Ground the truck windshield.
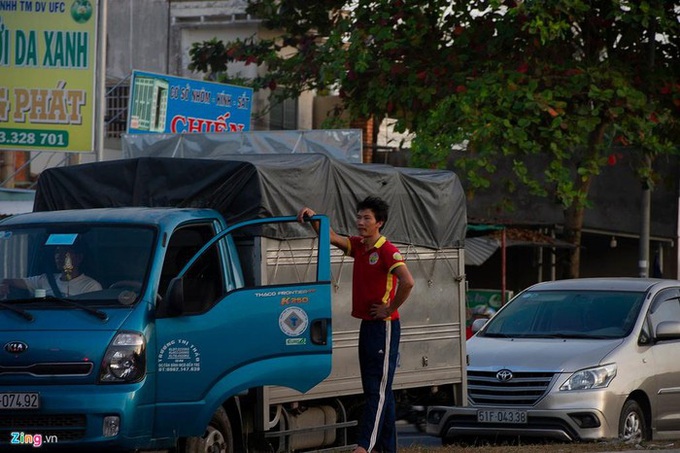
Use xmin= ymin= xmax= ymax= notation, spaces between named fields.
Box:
xmin=0 ymin=224 xmax=155 ymax=306
xmin=481 ymin=290 xmax=645 ymax=339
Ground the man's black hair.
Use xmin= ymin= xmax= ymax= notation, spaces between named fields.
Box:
xmin=356 ymin=196 xmax=389 ymax=226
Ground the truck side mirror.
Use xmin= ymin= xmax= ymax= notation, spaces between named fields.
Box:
xmin=164 ymin=277 xmax=185 ymax=317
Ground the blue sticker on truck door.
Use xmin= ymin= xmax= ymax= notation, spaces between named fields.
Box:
xmin=279 ymin=306 xmax=309 ymax=341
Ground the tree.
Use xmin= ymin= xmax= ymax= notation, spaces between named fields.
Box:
xmin=189 ymin=0 xmax=680 ymax=277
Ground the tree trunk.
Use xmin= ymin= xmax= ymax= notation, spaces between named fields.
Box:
xmin=561 ymin=122 xmax=608 ymax=278
xmin=563 ymin=203 xmax=585 ymax=278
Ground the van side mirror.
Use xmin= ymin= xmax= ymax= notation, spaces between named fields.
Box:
xmin=472 ymin=318 xmax=488 ymax=333
xmin=164 ymin=277 xmax=185 ymax=317
xmin=655 ymin=321 xmax=680 ymax=341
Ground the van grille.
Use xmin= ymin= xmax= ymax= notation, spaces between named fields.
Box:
xmin=468 ymin=370 xmax=556 ymax=406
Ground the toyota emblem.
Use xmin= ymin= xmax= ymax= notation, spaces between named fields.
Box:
xmin=4 ymin=341 xmax=28 ymax=354
xmin=496 ymin=369 xmax=513 ymax=382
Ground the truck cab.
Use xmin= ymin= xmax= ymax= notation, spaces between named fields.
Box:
xmin=0 ymin=207 xmax=332 ymax=451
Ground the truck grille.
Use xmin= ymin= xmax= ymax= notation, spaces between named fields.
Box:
xmin=0 ymin=363 xmax=93 ymax=376
xmin=468 ymin=370 xmax=556 ymax=406
xmin=0 ymin=414 xmax=86 ymax=442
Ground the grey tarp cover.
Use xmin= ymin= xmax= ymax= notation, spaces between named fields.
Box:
xmin=122 ymin=129 xmax=363 ymax=163
xmin=33 ymin=155 xmax=466 ymax=249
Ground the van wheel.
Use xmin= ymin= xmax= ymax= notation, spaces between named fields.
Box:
xmin=182 ymin=406 xmax=233 ymax=453
xmin=619 ymin=400 xmax=647 ymax=443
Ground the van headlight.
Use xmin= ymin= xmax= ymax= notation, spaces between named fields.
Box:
xmin=560 ymin=364 xmax=617 ymax=391
xmin=99 ymin=331 xmax=146 ymax=383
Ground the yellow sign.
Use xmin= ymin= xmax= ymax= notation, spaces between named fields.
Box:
xmin=0 ymin=0 xmax=98 ymax=152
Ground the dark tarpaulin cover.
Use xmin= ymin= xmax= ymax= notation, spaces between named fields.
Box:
xmin=33 ymin=155 xmax=466 ymax=249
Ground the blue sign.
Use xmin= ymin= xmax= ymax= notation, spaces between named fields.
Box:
xmin=127 ymin=70 xmax=252 ymax=134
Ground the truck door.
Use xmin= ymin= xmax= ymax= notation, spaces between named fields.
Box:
xmin=153 ymin=216 xmax=332 ymax=436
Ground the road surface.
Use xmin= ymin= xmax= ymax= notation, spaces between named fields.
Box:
xmin=398 ymin=421 xmax=441 ymax=448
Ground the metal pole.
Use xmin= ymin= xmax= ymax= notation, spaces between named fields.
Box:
xmin=0 ymin=151 xmax=16 ymax=188
xmin=96 ymin=0 xmax=108 ymax=162
xmin=501 ymin=228 xmax=507 ymax=305
xmin=639 ymin=157 xmax=651 ymax=278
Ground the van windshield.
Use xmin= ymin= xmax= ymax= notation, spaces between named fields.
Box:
xmin=481 ymin=290 xmax=645 ymax=339
xmin=0 ymin=224 xmax=155 ymax=306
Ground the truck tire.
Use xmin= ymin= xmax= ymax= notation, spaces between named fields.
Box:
xmin=182 ymin=406 xmax=234 ymax=453
xmin=618 ymin=399 xmax=647 ymax=443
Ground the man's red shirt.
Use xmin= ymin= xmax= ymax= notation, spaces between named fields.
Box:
xmin=346 ymin=235 xmax=405 ymax=321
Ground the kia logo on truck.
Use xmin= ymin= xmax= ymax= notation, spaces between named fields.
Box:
xmin=4 ymin=341 xmax=28 ymax=354
xmin=496 ymin=369 xmax=513 ymax=382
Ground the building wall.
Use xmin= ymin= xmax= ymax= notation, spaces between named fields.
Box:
xmin=106 ymin=0 xmax=170 ymax=81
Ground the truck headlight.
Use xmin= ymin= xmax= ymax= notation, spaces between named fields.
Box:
xmin=560 ymin=364 xmax=617 ymax=391
xmin=99 ymin=332 xmax=146 ymax=383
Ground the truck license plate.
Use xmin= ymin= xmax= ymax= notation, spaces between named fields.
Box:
xmin=0 ymin=392 xmax=39 ymax=409
xmin=477 ymin=409 xmax=527 ymax=423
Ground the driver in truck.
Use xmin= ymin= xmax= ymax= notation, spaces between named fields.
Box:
xmin=0 ymin=244 xmax=102 ymax=298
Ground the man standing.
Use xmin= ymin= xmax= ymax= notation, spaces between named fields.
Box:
xmin=298 ymin=196 xmax=415 ymax=453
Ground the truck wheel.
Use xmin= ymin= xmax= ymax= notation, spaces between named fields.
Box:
xmin=618 ymin=399 xmax=647 ymax=443
xmin=183 ymin=406 xmax=234 ymax=453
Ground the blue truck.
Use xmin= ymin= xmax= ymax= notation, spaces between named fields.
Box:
xmin=0 ymin=156 xmax=468 ymax=452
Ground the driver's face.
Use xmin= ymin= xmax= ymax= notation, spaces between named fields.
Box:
xmin=54 ymin=247 xmax=82 ymax=269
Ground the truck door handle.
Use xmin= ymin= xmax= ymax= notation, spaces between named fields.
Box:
xmin=310 ymin=318 xmax=330 ymax=345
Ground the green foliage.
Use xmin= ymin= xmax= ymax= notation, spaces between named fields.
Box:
xmin=187 ymin=0 xmax=679 ymax=220
xmin=410 ymin=0 xmax=679 ymax=212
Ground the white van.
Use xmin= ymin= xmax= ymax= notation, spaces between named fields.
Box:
xmin=427 ymin=278 xmax=680 ymax=444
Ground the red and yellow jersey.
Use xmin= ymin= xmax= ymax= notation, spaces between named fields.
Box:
xmin=346 ymin=235 xmax=405 ymax=321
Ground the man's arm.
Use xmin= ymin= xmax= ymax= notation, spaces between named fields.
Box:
xmin=2 ymin=278 xmax=28 ymax=290
xmin=370 ymin=264 xmax=415 ymax=319
xmin=0 ymin=278 xmax=29 ymax=298
xmin=297 ymin=207 xmax=349 ymax=254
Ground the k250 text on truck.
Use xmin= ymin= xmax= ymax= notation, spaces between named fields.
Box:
xmin=0 ymin=155 xmax=467 ymax=452
xmin=428 ymin=277 xmax=680 ymax=444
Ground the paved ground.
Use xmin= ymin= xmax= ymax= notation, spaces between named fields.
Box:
xmin=398 ymin=421 xmax=441 ymax=448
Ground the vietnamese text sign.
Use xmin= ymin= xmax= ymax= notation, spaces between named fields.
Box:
xmin=127 ymin=70 xmax=252 ymax=134
xmin=0 ymin=0 xmax=98 ymax=152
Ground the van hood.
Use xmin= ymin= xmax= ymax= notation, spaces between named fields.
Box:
xmin=0 ymin=307 xmax=137 ymax=386
xmin=467 ymin=336 xmax=624 ymax=372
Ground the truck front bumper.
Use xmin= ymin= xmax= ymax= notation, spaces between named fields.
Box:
xmin=0 ymin=381 xmax=168 ymax=451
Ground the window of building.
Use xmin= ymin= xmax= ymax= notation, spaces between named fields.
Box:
xmin=269 ymin=97 xmax=298 ymax=130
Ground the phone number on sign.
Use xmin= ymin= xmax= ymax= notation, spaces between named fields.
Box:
xmin=0 ymin=129 xmax=69 ymax=148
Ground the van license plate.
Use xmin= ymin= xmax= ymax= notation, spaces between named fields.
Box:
xmin=0 ymin=393 xmax=39 ymax=409
xmin=477 ymin=409 xmax=527 ymax=423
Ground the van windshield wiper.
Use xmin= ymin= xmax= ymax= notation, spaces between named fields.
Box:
xmin=0 ymin=301 xmax=34 ymax=321
xmin=481 ymin=332 xmax=513 ymax=338
xmin=534 ymin=332 xmax=612 ymax=339
xmin=42 ymin=295 xmax=108 ymax=321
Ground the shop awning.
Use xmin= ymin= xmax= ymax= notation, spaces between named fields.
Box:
xmin=465 ymin=227 xmax=576 ymax=266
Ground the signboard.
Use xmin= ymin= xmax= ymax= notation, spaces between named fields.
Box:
xmin=127 ymin=70 xmax=252 ymax=134
xmin=466 ymin=289 xmax=514 ymax=326
xmin=0 ymin=0 xmax=99 ymax=152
